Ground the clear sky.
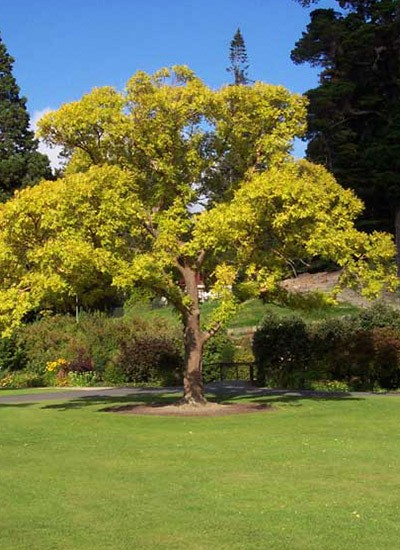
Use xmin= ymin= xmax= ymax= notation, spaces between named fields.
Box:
xmin=2 ymin=0 xmax=336 ymax=162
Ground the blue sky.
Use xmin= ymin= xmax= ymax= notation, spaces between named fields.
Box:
xmin=2 ymin=0 xmax=337 ymax=162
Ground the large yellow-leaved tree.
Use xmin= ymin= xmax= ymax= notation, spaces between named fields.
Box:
xmin=0 ymin=66 xmax=396 ymax=403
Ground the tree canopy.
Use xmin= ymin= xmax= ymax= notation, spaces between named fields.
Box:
xmin=0 ymin=66 xmax=395 ymax=403
xmin=0 ymin=34 xmax=51 ymax=200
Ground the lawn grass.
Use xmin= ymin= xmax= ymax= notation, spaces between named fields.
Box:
xmin=227 ymin=299 xmax=360 ymax=328
xmin=127 ymin=298 xmax=360 ymax=330
xmin=1 ymin=392 xmax=399 ymax=549
xmin=0 ymin=387 xmax=73 ymax=396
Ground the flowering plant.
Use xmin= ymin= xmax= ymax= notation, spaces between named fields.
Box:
xmin=46 ymin=358 xmax=68 ymax=373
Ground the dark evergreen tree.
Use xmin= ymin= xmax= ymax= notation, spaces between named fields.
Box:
xmin=227 ymin=28 xmax=251 ymax=85
xmin=292 ymin=0 xmax=400 ymax=271
xmin=0 ymin=34 xmax=51 ymax=200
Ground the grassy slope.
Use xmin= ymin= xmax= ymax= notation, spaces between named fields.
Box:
xmin=1 ymin=392 xmax=399 ymax=549
xmin=126 ymin=299 xmax=360 ymax=330
xmin=226 ymin=299 xmax=359 ymax=328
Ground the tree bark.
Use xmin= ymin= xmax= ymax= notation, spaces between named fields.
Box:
xmin=181 ymin=266 xmax=207 ymax=405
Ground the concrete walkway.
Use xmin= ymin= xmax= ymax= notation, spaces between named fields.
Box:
xmin=0 ymin=386 xmax=177 ymax=404
xmin=0 ymin=382 xmax=398 ymax=404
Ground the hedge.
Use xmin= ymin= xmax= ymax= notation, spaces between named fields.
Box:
xmin=253 ymin=303 xmax=400 ymax=391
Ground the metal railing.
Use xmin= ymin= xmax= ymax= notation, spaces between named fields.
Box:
xmin=204 ymin=362 xmax=256 ymax=383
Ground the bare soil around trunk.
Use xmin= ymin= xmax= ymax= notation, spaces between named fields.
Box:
xmin=105 ymin=401 xmax=273 ymax=416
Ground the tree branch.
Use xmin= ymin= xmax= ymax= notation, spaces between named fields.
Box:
xmin=203 ymin=322 xmax=222 ymax=343
xmin=196 ymin=249 xmax=206 ymax=268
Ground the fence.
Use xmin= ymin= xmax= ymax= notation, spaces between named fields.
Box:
xmin=204 ymin=362 xmax=256 ymax=383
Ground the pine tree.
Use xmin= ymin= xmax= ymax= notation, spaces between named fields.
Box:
xmin=227 ymin=28 xmax=251 ymax=85
xmin=292 ymin=0 xmax=400 ymax=271
xmin=0 ymin=34 xmax=51 ymax=200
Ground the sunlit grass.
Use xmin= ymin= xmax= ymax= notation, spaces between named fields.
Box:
xmin=0 ymin=387 xmax=72 ymax=396
xmin=1 ymin=392 xmax=399 ymax=549
xmin=126 ymin=298 xmax=360 ymax=331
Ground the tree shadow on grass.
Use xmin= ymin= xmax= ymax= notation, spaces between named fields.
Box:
xmin=225 ymin=391 xmax=364 ymax=407
xmin=0 ymin=402 xmax=37 ymax=409
xmin=40 ymin=387 xmax=364 ymax=412
xmin=41 ymin=392 xmax=182 ymax=412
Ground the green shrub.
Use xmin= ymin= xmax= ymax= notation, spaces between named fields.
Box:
xmin=109 ymin=335 xmax=183 ymax=386
xmin=252 ymin=305 xmax=400 ymax=391
xmin=253 ymin=314 xmax=311 ymax=388
xmin=0 ymin=371 xmax=44 ymax=389
xmin=18 ymin=315 xmax=77 ymax=374
xmin=11 ymin=302 xmax=400 ymax=391
xmin=233 ymin=337 xmax=254 ymax=364
xmin=71 ymin=312 xmax=132 ymax=373
xmin=370 ymin=328 xmax=400 ymax=389
xmin=309 ymin=317 xmax=360 ymax=382
xmin=232 ymin=337 xmax=255 ymax=380
xmin=17 ymin=311 xmax=178 ymax=376
xmin=18 ymin=313 xmax=122 ymax=375
xmin=310 ymin=317 xmax=400 ymax=390
xmin=0 ymin=308 xmax=185 ymax=389
xmin=281 ymin=290 xmax=334 ymax=312
xmin=345 ymin=330 xmax=375 ymax=389
xmin=202 ymin=332 xmax=235 ymax=382
xmin=355 ymin=302 xmax=400 ymax=331
xmin=309 ymin=379 xmax=350 ymax=393
xmin=0 ymin=335 xmax=26 ymax=373
xmin=103 ymin=362 xmax=128 ymax=385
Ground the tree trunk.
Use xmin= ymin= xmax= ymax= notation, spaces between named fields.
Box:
xmin=183 ymin=312 xmax=206 ymax=404
xmin=396 ymin=206 xmax=400 ymax=277
xmin=181 ymin=266 xmax=207 ymax=405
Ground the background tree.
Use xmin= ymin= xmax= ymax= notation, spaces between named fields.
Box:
xmin=227 ymin=28 xmax=251 ymax=85
xmin=0 ymin=66 xmax=394 ymax=404
xmin=292 ymin=0 xmax=400 ymax=270
xmin=0 ymin=34 xmax=51 ymax=200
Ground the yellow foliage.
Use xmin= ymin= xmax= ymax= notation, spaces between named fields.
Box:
xmin=0 ymin=67 xmax=395 ymax=336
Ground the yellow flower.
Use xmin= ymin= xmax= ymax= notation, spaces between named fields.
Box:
xmin=46 ymin=358 xmax=68 ymax=372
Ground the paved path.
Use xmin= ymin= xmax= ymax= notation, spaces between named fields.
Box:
xmin=0 ymin=382 xmax=399 ymax=404
xmin=0 ymin=384 xmax=254 ymax=404
xmin=0 ymin=386 xmax=177 ymax=404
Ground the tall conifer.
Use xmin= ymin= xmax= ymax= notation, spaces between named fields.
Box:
xmin=0 ymin=34 xmax=51 ymax=199
xmin=292 ymin=0 xmax=400 ymax=272
xmin=227 ymin=28 xmax=251 ymax=85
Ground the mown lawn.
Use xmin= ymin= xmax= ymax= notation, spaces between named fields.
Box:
xmin=0 ymin=387 xmax=72 ymax=396
xmin=1 ymin=392 xmax=399 ymax=549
